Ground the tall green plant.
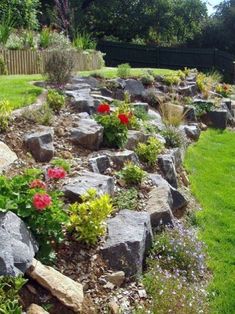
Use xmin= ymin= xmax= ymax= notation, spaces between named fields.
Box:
xmin=72 ymin=32 xmax=97 ymax=50
xmin=0 ymin=9 xmax=14 ymax=45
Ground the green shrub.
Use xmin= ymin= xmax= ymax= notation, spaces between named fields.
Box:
xmin=194 ymin=101 xmax=214 ymax=117
xmin=68 ymin=189 xmax=113 ymax=244
xmin=135 ymin=137 xmax=163 ymax=166
xmin=118 ymin=162 xmax=146 ymax=186
xmin=47 ymin=32 xmax=71 ymax=50
xmin=5 ymin=33 xmax=23 ymax=50
xmin=51 ymin=158 xmax=71 ymax=173
xmin=161 ymin=126 xmax=186 ymax=148
xmin=72 ymin=32 xmax=97 ymax=50
xmin=0 ymin=54 xmax=7 ymax=74
xmin=0 ymin=276 xmax=27 ymax=314
xmin=113 ymin=188 xmax=138 ymax=210
xmin=95 ymin=113 xmax=128 ymax=148
xmin=47 ymin=89 xmax=65 ymax=112
xmin=140 ymin=73 xmax=155 ymax=85
xmin=117 ymin=63 xmax=131 ymax=78
xmin=44 ymin=49 xmax=76 ymax=84
xmin=0 ymin=169 xmax=68 ymax=258
xmin=21 ymin=30 xmax=36 ymax=49
xmin=0 ymin=99 xmax=12 ymax=131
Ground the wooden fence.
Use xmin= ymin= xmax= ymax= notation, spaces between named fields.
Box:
xmin=0 ymin=49 xmax=104 ymax=75
xmin=97 ymin=41 xmax=235 ymax=83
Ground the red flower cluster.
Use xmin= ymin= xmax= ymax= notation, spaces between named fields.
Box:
xmin=30 ymin=179 xmax=46 ymax=190
xmin=97 ymin=103 xmax=110 ymax=114
xmin=118 ymin=113 xmax=129 ymax=125
xmin=33 ymin=193 xmax=52 ymax=211
xmin=47 ymin=167 xmax=67 ymax=179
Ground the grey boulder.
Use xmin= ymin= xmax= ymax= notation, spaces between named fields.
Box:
xmin=89 ymin=155 xmax=111 ymax=174
xmin=0 ymin=211 xmax=38 ymax=276
xmin=101 ymin=210 xmax=153 ymax=277
xmin=124 ymin=79 xmax=145 ymax=97
xmin=106 ymin=150 xmax=139 ymax=170
xmin=70 ymin=119 xmax=103 ymax=150
xmin=158 ymin=154 xmax=178 ymax=188
xmin=63 ymin=171 xmax=114 ymax=202
xmin=125 ymin=131 xmax=149 ymax=150
xmin=0 ymin=142 xmax=18 ymax=173
xmin=180 ymin=125 xmax=201 ymax=141
xmin=24 ymin=127 xmax=54 ymax=162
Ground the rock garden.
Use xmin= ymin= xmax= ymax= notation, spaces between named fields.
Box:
xmin=0 ymin=59 xmax=235 ymax=314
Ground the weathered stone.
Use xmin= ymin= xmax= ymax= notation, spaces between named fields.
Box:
xmin=105 ymin=271 xmax=125 ymax=287
xmin=70 ymin=119 xmax=103 ymax=150
xmin=27 ymin=304 xmax=49 ymax=314
xmin=100 ymin=87 xmax=113 ymax=97
xmin=178 ymin=84 xmax=197 ymax=97
xmin=91 ymin=94 xmax=114 ymax=103
xmin=148 ymin=109 xmax=165 ymax=130
xmin=184 ymin=105 xmax=197 ymax=122
xmin=63 ymin=171 xmax=114 ymax=201
xmin=101 ymin=210 xmax=153 ymax=276
xmin=106 ymin=150 xmax=139 ymax=170
xmin=149 ymin=173 xmax=187 ymax=216
xmin=0 ymin=211 xmax=38 ymax=276
xmin=24 ymin=127 xmax=54 ymax=162
xmin=77 ymin=112 xmax=90 ymax=119
xmin=66 ymin=90 xmax=94 ymax=113
xmin=180 ymin=125 xmax=201 ymax=141
xmin=125 ymin=131 xmax=149 ymax=150
xmin=124 ymin=79 xmax=145 ymax=97
xmin=155 ymin=133 xmax=166 ymax=145
xmin=108 ymin=301 xmax=120 ymax=314
xmin=146 ymin=184 xmax=174 ymax=229
xmin=132 ymin=102 xmax=149 ymax=112
xmin=27 ymin=259 xmax=84 ymax=313
xmin=0 ymin=141 xmax=18 ymax=173
xmin=71 ymin=76 xmax=100 ymax=89
xmin=168 ymin=147 xmax=185 ymax=169
xmin=89 ymin=155 xmax=111 ymax=174
xmin=207 ymin=109 xmax=228 ymax=129
xmin=158 ymin=154 xmax=178 ymax=188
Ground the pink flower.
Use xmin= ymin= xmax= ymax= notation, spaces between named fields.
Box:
xmin=30 ymin=179 xmax=46 ymax=190
xmin=33 ymin=193 xmax=52 ymax=211
xmin=47 ymin=167 xmax=67 ymax=179
xmin=118 ymin=113 xmax=129 ymax=125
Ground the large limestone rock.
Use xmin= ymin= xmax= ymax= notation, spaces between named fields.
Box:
xmin=125 ymin=131 xmax=149 ymax=150
xmin=27 ymin=259 xmax=84 ymax=313
xmin=106 ymin=150 xmax=139 ymax=170
xmin=207 ymin=109 xmax=228 ymax=129
xmin=158 ymin=154 xmax=178 ymax=188
xmin=180 ymin=124 xmax=201 ymax=141
xmin=27 ymin=304 xmax=49 ymax=314
xmin=24 ymin=127 xmax=54 ymax=162
xmin=124 ymin=79 xmax=145 ymax=97
xmin=89 ymin=155 xmax=111 ymax=174
xmin=101 ymin=210 xmax=153 ymax=276
xmin=0 ymin=211 xmax=38 ymax=276
xmin=63 ymin=171 xmax=114 ymax=202
xmin=0 ymin=141 xmax=17 ymax=173
xmin=70 ymin=119 xmax=103 ymax=150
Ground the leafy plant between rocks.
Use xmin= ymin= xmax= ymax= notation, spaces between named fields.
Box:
xmin=68 ymin=188 xmax=113 ymax=245
xmin=51 ymin=158 xmax=71 ymax=173
xmin=0 ymin=276 xmax=27 ymax=314
xmin=113 ymin=188 xmax=138 ymax=211
xmin=47 ymin=89 xmax=66 ymax=112
xmin=135 ymin=136 xmax=163 ymax=167
xmin=118 ymin=162 xmax=146 ymax=186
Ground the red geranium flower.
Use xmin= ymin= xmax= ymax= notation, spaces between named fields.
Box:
xmin=33 ymin=193 xmax=52 ymax=211
xmin=97 ymin=103 xmax=110 ymax=114
xmin=118 ymin=113 xmax=129 ymax=125
xmin=47 ymin=167 xmax=67 ymax=180
xmin=30 ymin=179 xmax=46 ymax=190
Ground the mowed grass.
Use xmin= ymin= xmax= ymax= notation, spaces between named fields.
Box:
xmin=185 ymin=129 xmax=235 ymax=314
xmin=79 ymin=67 xmax=176 ymax=78
xmin=0 ymin=75 xmax=43 ymax=109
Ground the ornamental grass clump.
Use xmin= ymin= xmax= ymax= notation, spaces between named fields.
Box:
xmin=68 ymin=188 xmax=113 ymax=245
xmin=161 ymin=125 xmax=186 ymax=148
xmin=95 ymin=103 xmax=129 ymax=148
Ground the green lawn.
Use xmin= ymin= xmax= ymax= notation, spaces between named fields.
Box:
xmin=185 ymin=129 xmax=235 ymax=314
xmin=0 ymin=75 xmax=43 ymax=110
xmin=79 ymin=67 xmax=175 ymax=78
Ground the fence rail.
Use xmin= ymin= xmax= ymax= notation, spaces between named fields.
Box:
xmin=97 ymin=41 xmax=235 ymax=83
xmin=0 ymin=50 xmax=104 ymax=75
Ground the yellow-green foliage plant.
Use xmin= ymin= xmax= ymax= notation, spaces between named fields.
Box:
xmin=118 ymin=162 xmax=146 ymax=186
xmin=0 ymin=100 xmax=12 ymax=131
xmin=68 ymin=189 xmax=113 ymax=245
xmin=135 ymin=137 xmax=163 ymax=166
xmin=47 ymin=89 xmax=65 ymax=112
